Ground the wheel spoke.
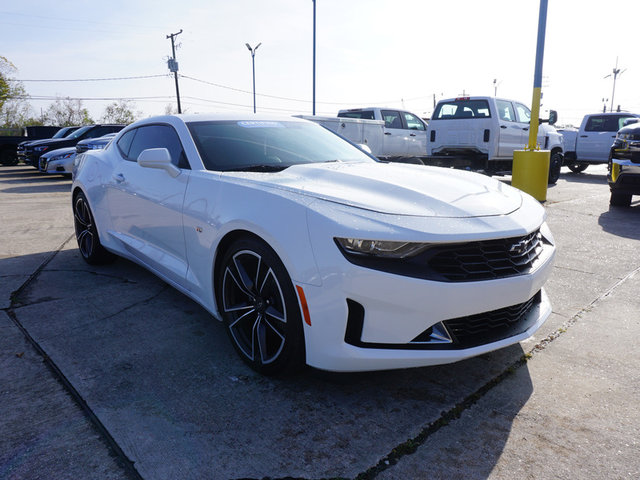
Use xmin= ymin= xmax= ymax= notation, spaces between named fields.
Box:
xmin=77 ymin=229 xmax=94 ymax=257
xmin=229 ymin=309 xmax=259 ymax=361
xmin=233 ymin=255 xmax=256 ymax=294
xmin=224 ymin=266 xmax=254 ymax=301
xmin=264 ymin=305 xmax=285 ymax=324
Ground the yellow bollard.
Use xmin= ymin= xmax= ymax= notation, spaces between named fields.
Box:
xmin=512 ymin=150 xmax=550 ymax=202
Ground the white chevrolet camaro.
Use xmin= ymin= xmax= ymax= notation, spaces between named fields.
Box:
xmin=72 ymin=113 xmax=555 ymax=375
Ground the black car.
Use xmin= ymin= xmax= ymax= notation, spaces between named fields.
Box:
xmin=23 ymin=124 xmax=125 ymax=168
xmin=16 ymin=126 xmax=81 ymax=164
xmin=608 ymin=121 xmax=640 ymax=207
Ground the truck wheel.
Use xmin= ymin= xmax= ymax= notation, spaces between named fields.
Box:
xmin=567 ymin=162 xmax=588 ymax=173
xmin=610 ymin=191 xmax=632 ymax=207
xmin=548 ymin=152 xmax=562 ymax=184
xmin=0 ymin=150 xmax=18 ymax=166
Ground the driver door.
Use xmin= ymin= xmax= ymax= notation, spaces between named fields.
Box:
xmin=107 ymin=124 xmax=190 ymax=285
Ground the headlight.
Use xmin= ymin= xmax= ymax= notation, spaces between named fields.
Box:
xmin=539 ymin=221 xmax=555 ymax=246
xmin=335 ymin=238 xmax=430 ymax=258
xmin=51 ymin=152 xmax=75 ymax=162
xmin=34 ymin=146 xmax=49 ymax=152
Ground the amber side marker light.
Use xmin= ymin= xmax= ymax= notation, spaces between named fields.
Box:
xmin=295 ymin=285 xmax=312 ymax=326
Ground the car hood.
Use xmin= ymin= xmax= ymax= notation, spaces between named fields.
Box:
xmin=228 ymin=162 xmax=523 ymax=218
xmin=27 ymin=138 xmax=75 ymax=148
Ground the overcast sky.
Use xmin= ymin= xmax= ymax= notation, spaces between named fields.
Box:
xmin=2 ymin=0 xmax=638 ymax=126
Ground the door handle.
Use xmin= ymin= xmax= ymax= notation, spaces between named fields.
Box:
xmin=409 ymin=133 xmax=416 ymax=137
xmin=580 ymin=135 xmax=588 ymax=138
xmin=500 ymin=125 xmax=507 ymax=129
xmin=384 ymin=132 xmax=392 ymax=135
xmin=523 ymin=127 xmax=529 ymax=131
xmin=112 ymin=173 xmax=125 ymax=183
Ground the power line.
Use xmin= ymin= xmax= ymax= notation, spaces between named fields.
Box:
xmin=13 ymin=74 xmax=168 ymax=82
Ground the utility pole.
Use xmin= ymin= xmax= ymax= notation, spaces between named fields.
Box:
xmin=605 ymin=57 xmax=626 ymax=113
xmin=166 ymin=29 xmax=183 ymax=114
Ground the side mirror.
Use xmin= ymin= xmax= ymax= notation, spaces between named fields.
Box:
xmin=538 ymin=110 xmax=558 ymax=126
xmin=137 ymin=148 xmax=180 ymax=177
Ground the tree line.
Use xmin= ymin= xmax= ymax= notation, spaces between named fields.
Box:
xmin=1 ymin=56 xmax=142 ymax=128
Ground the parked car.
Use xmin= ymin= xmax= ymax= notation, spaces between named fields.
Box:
xmin=72 ymin=113 xmax=555 ymax=375
xmin=23 ymin=124 xmax=124 ymax=168
xmin=426 ymin=96 xmax=563 ymax=183
xmin=39 ymin=133 xmax=117 ymax=176
xmin=560 ymin=112 xmax=640 ymax=173
xmin=16 ymin=126 xmax=81 ymax=165
xmin=0 ymin=125 xmax=64 ymax=166
xmin=608 ymin=121 xmax=640 ymax=206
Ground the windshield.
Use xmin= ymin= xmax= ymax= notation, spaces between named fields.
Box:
xmin=432 ymin=100 xmax=491 ymax=119
xmin=67 ymin=126 xmax=92 ymax=139
xmin=187 ymin=120 xmax=375 ymax=172
xmin=52 ymin=127 xmax=70 ymax=139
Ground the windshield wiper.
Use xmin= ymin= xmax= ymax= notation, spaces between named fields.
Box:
xmin=228 ymin=164 xmax=289 ymax=172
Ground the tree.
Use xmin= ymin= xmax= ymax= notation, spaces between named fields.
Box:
xmin=101 ymin=99 xmax=139 ymax=124
xmin=43 ymin=97 xmax=93 ymax=126
xmin=0 ymin=56 xmax=34 ymax=128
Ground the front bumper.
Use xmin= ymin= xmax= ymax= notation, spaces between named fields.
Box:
xmin=299 ymin=221 xmax=555 ymax=372
xmin=609 ymin=157 xmax=640 ymax=195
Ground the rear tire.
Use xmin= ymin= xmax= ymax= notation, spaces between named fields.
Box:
xmin=73 ymin=192 xmax=116 ymax=264
xmin=567 ymin=162 xmax=588 ymax=173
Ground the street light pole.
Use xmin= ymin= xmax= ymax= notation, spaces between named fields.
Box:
xmin=312 ymin=0 xmax=316 ymax=115
xmin=246 ymin=43 xmax=261 ymax=113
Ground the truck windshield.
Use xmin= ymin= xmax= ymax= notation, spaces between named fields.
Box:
xmin=432 ymin=100 xmax=491 ymax=119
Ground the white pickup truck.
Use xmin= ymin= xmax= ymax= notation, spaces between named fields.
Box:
xmin=559 ymin=112 xmax=640 ymax=173
xmin=425 ymin=96 xmax=564 ymax=183
xmin=298 ymin=107 xmax=428 ymax=160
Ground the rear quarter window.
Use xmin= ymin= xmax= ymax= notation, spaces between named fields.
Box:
xmin=337 ymin=110 xmax=375 ymax=120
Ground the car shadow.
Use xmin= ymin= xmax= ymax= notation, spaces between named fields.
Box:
xmin=598 ymin=200 xmax=640 ymax=239
xmin=0 ymin=166 xmax=71 ymax=194
xmin=5 ymin=246 xmax=536 ymax=479
xmin=560 ymin=169 xmax=607 ymax=185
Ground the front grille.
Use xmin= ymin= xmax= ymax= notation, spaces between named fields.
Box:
xmin=337 ymin=229 xmax=547 ymax=283
xmin=427 ymin=230 xmax=543 ymax=282
xmin=344 ymin=291 xmax=542 ymax=351
xmin=442 ymin=291 xmax=541 ymax=348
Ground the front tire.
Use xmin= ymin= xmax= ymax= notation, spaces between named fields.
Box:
xmin=548 ymin=152 xmax=562 ymax=184
xmin=73 ymin=192 xmax=116 ymax=264
xmin=217 ymin=237 xmax=305 ymax=375
xmin=610 ymin=191 xmax=632 ymax=207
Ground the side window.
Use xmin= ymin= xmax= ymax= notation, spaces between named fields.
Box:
xmin=585 ymin=116 xmax=606 ymax=132
xmin=381 ymin=110 xmax=403 ymax=129
xmin=496 ymin=100 xmax=516 ymax=122
xmin=127 ymin=125 xmax=189 ymax=169
xmin=117 ymin=129 xmax=137 ymax=159
xmin=515 ymin=103 xmax=531 ymax=123
xmin=403 ymin=112 xmax=425 ymax=131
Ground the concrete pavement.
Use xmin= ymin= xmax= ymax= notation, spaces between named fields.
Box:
xmin=1 ymin=164 xmax=638 ymax=479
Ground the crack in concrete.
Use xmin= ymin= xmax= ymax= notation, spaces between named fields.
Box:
xmin=5 ymin=233 xmax=143 ymax=480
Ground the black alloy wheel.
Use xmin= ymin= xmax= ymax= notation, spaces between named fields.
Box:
xmin=218 ymin=237 xmax=304 ymax=375
xmin=73 ymin=192 xmax=115 ymax=265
